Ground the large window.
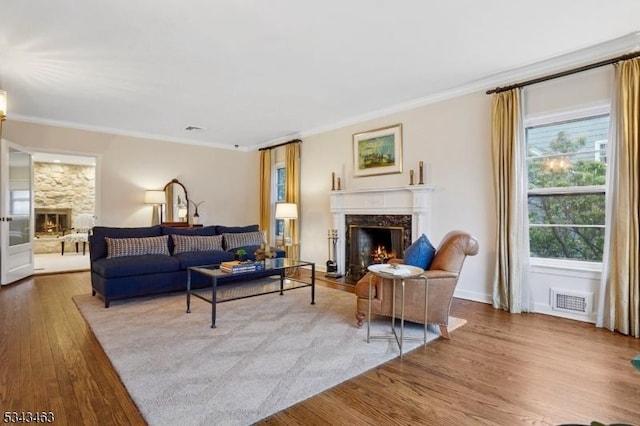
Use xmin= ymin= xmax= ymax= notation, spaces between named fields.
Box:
xmin=526 ymin=113 xmax=609 ymax=262
xmin=274 ymin=166 xmax=286 ymax=238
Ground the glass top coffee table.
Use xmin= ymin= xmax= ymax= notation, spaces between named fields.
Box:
xmin=186 ymin=258 xmax=315 ymax=328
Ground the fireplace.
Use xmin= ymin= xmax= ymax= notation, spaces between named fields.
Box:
xmin=329 ymin=185 xmax=435 ymax=280
xmin=35 ymin=208 xmax=71 ymax=237
xmin=344 ymin=214 xmax=411 ymax=282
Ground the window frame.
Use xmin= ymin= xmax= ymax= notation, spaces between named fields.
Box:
xmin=524 ymin=104 xmax=609 ymax=267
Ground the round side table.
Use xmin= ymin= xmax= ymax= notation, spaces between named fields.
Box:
xmin=366 ymin=263 xmax=428 ymax=357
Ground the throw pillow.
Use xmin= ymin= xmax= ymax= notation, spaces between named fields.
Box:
xmin=403 ymin=234 xmax=436 ymax=270
xmin=171 ymin=234 xmax=223 ymax=254
xmin=106 ymin=235 xmax=170 ymax=258
xmin=223 ymin=231 xmax=265 ymax=251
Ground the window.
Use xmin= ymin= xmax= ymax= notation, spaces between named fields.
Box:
xmin=526 ymin=113 xmax=609 ymax=262
xmin=274 ymin=166 xmax=286 ymax=238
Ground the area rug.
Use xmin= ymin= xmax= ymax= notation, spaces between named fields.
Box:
xmin=74 ymin=282 xmax=465 ymax=426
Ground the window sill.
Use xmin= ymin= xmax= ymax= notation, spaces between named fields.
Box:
xmin=530 ymin=257 xmax=602 ymax=279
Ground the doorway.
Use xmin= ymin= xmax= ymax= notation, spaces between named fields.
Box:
xmin=32 ymin=152 xmax=97 ymax=274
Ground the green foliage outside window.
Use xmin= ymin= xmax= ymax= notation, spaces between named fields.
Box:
xmin=527 ymin=117 xmax=608 ymax=262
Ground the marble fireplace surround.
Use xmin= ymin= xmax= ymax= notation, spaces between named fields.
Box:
xmin=329 ymin=185 xmax=435 ymax=276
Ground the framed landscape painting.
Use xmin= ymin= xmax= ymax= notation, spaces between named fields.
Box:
xmin=352 ymin=123 xmax=403 ymax=177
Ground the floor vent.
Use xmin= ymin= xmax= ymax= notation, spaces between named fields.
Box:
xmin=550 ymin=289 xmax=592 ymax=315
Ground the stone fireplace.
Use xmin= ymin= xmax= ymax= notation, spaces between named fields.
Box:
xmin=329 ymin=185 xmax=434 ymax=280
xmin=35 ymin=208 xmax=72 ymax=237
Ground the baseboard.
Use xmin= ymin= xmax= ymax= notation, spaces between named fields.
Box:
xmin=454 ymin=289 xmax=492 ymax=304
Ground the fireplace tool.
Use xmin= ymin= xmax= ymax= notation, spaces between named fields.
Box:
xmin=325 ymin=229 xmax=342 ymax=278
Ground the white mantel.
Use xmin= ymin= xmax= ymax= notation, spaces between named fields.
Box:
xmin=329 ymin=185 xmax=435 ymax=275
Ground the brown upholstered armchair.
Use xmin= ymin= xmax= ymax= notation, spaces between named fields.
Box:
xmin=354 ymin=230 xmax=479 ymax=338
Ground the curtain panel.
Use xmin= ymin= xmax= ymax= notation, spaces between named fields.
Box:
xmin=491 ymin=88 xmax=532 ymax=313
xmin=259 ymin=149 xmax=272 ymax=245
xmin=599 ymin=57 xmax=640 ymax=337
xmin=285 ymin=142 xmax=301 ymax=259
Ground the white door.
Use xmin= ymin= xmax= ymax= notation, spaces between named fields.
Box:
xmin=0 ymin=139 xmax=34 ymax=285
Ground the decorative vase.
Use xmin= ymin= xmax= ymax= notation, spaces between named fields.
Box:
xmin=192 ymin=210 xmax=200 ymax=225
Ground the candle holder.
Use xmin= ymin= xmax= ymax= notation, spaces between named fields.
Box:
xmin=409 ymin=170 xmax=415 ymax=185
xmin=331 ymin=172 xmax=336 ymax=191
xmin=419 ymin=161 xmax=424 ymax=185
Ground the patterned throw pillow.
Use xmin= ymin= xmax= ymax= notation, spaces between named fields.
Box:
xmin=171 ymin=234 xmax=223 ymax=254
xmin=223 ymin=231 xmax=265 ymax=251
xmin=105 ymin=235 xmax=170 ymax=258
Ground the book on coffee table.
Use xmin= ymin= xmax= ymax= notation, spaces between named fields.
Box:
xmin=220 ymin=260 xmax=263 ymax=274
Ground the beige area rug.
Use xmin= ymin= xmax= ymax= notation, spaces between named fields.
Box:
xmin=74 ymin=282 xmax=465 ymax=426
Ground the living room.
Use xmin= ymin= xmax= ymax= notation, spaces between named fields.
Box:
xmin=2 ymin=2 xmax=640 ymax=425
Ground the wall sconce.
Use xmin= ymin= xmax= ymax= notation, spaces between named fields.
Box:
xmin=0 ymin=90 xmax=7 ymax=120
xmin=275 ymin=202 xmax=298 ymax=246
xmin=0 ymin=90 xmax=7 ymax=139
xmin=144 ymin=190 xmax=166 ymax=225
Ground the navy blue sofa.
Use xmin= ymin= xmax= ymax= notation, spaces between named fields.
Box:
xmin=89 ymin=224 xmax=284 ymax=307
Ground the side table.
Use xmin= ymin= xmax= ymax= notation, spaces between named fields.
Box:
xmin=366 ymin=264 xmax=428 ymax=357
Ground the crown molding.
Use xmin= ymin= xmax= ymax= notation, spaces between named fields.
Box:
xmin=264 ymin=31 xmax=640 ymax=145
xmin=9 ymin=32 xmax=640 ymax=151
xmin=7 ymin=114 xmax=252 ymax=152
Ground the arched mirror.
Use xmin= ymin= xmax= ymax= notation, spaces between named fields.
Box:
xmin=162 ymin=178 xmax=189 ymax=224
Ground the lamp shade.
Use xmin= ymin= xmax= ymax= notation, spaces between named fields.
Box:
xmin=0 ymin=90 xmax=6 ymax=117
xmin=275 ymin=202 xmax=298 ymax=219
xmin=144 ymin=190 xmax=166 ymax=204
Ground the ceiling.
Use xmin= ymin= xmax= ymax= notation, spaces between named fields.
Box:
xmin=2 ymin=1 xmax=640 ymax=151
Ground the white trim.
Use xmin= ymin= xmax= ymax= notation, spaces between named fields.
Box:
xmin=528 ymin=185 xmax=605 ymax=196
xmin=262 ymin=32 xmax=640 ymax=148
xmin=524 ymin=104 xmax=610 ymax=127
xmin=329 ymin=185 xmax=435 ymax=275
xmin=453 ymin=289 xmax=492 ymax=304
xmin=530 ymin=257 xmax=602 ymax=277
xmin=10 ymin=114 xmax=253 ymax=152
xmin=534 ymin=302 xmax=596 ymax=323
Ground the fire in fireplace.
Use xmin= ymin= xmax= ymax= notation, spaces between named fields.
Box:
xmin=344 ymin=214 xmax=412 ymax=282
xmin=35 ymin=208 xmax=71 ymax=237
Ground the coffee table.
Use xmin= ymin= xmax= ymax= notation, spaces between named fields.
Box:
xmin=186 ymin=258 xmax=315 ymax=328
xmin=366 ymin=263 xmax=427 ymax=357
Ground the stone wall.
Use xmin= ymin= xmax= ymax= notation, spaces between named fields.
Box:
xmin=34 ymin=162 xmax=95 ymax=254
xmin=34 ymin=162 xmax=95 ymax=227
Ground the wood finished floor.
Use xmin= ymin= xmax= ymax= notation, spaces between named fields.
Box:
xmin=1 ymin=272 xmax=639 ymax=426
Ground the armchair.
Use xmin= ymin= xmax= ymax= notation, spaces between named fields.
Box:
xmin=354 ymin=230 xmax=479 ymax=338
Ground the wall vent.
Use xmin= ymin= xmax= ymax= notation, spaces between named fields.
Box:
xmin=550 ymin=289 xmax=593 ymax=315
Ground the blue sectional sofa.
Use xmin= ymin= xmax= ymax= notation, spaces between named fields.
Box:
xmin=89 ymin=224 xmax=284 ymax=307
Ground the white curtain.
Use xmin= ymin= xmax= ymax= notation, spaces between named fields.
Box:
xmin=596 ymin=68 xmax=618 ymax=329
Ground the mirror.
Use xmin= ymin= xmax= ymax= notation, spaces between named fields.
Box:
xmin=163 ymin=179 xmax=189 ymax=224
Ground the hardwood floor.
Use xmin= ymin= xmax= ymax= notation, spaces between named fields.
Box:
xmin=2 ymin=272 xmax=639 ymax=425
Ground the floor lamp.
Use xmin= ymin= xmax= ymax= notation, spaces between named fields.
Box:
xmin=275 ymin=202 xmax=298 ymax=258
xmin=144 ymin=190 xmax=166 ymax=226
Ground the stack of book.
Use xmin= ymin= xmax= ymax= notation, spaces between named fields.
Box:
xmin=219 ymin=260 xmax=263 ymax=274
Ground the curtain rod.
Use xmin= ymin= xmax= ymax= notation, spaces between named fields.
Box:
xmin=258 ymin=138 xmax=302 ymax=151
xmin=486 ymin=50 xmax=640 ymax=95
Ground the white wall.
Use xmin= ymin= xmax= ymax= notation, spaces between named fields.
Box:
xmin=301 ymin=91 xmax=495 ymax=303
xmin=4 ymin=121 xmax=261 ymax=228
xmin=6 ymin=91 xmax=498 ymax=304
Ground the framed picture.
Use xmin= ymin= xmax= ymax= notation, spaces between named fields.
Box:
xmin=352 ymin=123 xmax=403 ymax=177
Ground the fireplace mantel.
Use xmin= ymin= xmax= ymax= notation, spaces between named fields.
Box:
xmin=329 ymin=185 xmax=435 ymax=275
